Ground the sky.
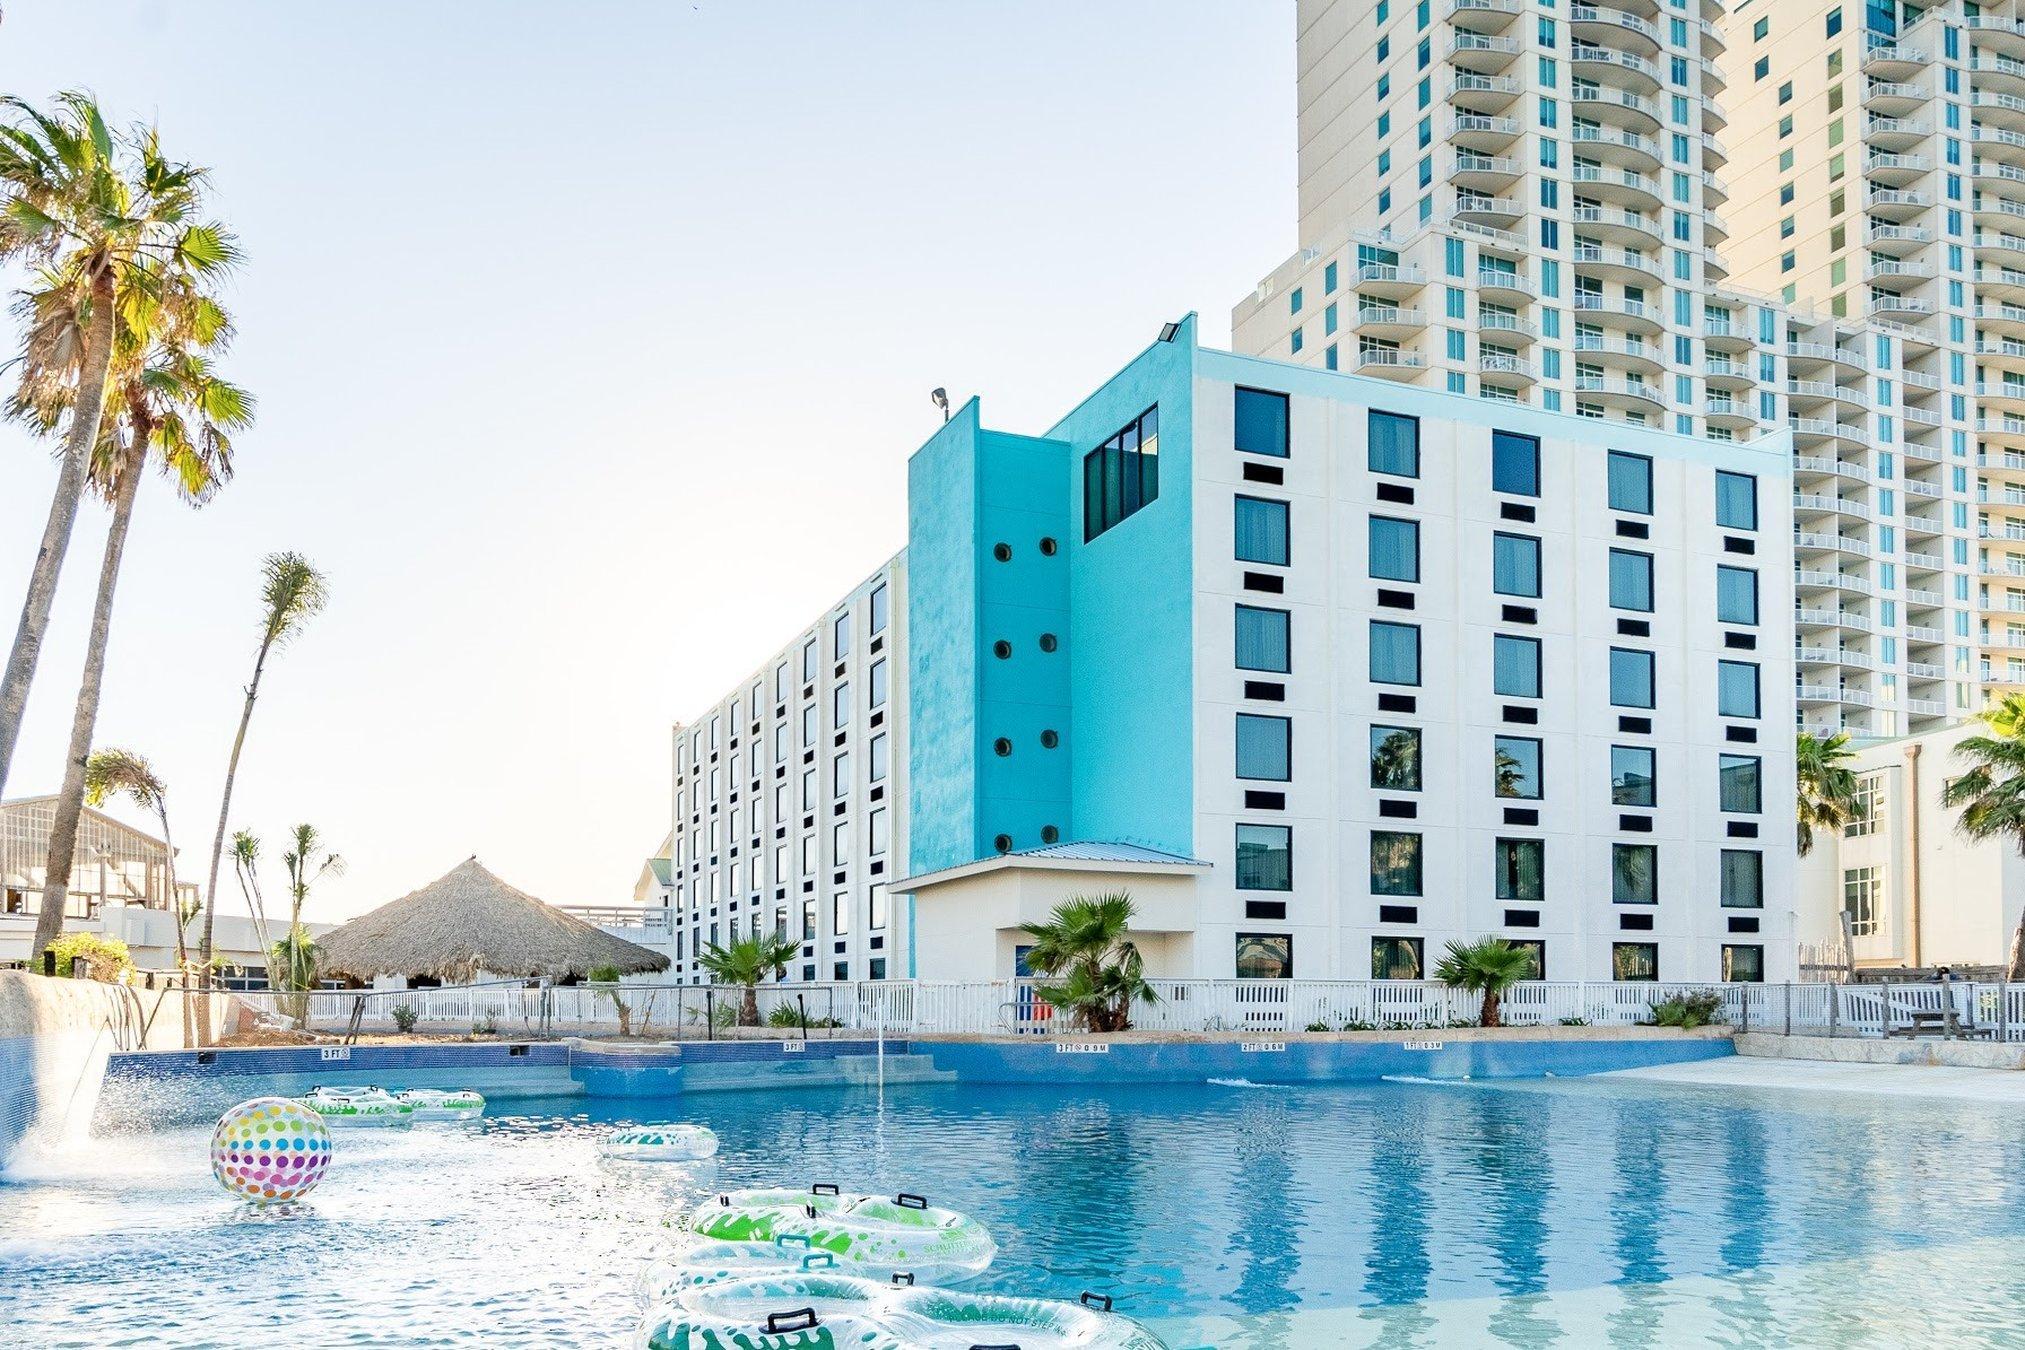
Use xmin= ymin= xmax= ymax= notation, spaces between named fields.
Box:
xmin=0 ymin=2 xmax=1293 ymax=923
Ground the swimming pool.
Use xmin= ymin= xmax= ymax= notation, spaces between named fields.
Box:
xmin=3 ymin=1075 xmax=2021 ymax=1346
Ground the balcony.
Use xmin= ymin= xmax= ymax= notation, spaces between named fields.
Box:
xmin=1864 ymin=80 xmax=1932 ymax=117
xmin=1571 ymin=373 xmax=1663 ymax=411
xmin=1706 ymin=394 xmax=1755 ymax=428
xmin=1571 ymin=292 xmax=1662 ymax=334
xmin=1476 ymin=268 xmax=1536 ymax=301
xmin=1971 ymin=52 xmax=2025 ymax=96
xmin=1572 ymin=333 xmax=1661 ymax=372
xmin=1448 ymin=33 xmax=1521 ymax=73
xmin=1479 ymin=353 xmax=1539 ymax=385
xmin=1448 ymin=73 xmax=1523 ymax=113
xmin=1353 ymin=306 xmax=1429 ymax=339
xmin=1477 ymin=312 xmax=1540 ymax=344
xmin=1704 ymin=354 xmax=1754 ymax=389
xmin=1868 ymin=291 xmax=1935 ymax=321
xmin=1866 ymin=187 xmax=1933 ymax=221
xmin=1570 ymin=242 xmax=1662 ymax=283
xmin=1795 ymin=493 xmax=1874 ymax=523
xmin=1355 ymin=348 xmax=1427 ymax=380
xmin=1797 ymin=646 xmax=1875 ymax=670
xmin=1450 ymin=113 xmax=1523 ymax=152
xmin=1570 ymin=162 xmax=1662 ymax=210
xmin=1574 ymin=83 xmax=1659 ymax=132
xmin=1972 ymin=90 xmax=2025 ymax=131
xmin=1355 ymin=264 xmax=1427 ymax=299
xmin=1866 ymin=152 xmax=1933 ymax=187
xmin=1865 ymin=117 xmax=1933 ymax=153
xmin=1569 ymin=43 xmax=1660 ymax=93
xmin=1970 ymin=14 xmax=2025 ymax=61
xmin=1978 ymin=264 xmax=2025 ymax=302
xmin=1703 ymin=316 xmax=1753 ymax=352
xmin=1866 ymin=222 xmax=1932 ymax=257
xmin=1450 ymin=153 xmax=1524 ymax=191
xmin=1977 ymin=380 xmax=2025 ymax=412
xmin=1447 ymin=0 xmax=1520 ymax=32
xmin=1862 ymin=44 xmax=1931 ymax=82
xmin=1796 ymin=608 xmax=1872 ymax=632
xmin=1571 ymin=123 xmax=1660 ymax=171
xmin=1794 ymin=567 xmax=1875 ymax=591
xmin=1569 ymin=5 xmax=1661 ymax=54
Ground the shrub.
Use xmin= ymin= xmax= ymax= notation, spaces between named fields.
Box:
xmin=390 ymin=1003 xmax=418 ymax=1033
xmin=1649 ymin=989 xmax=1725 ymax=1030
xmin=1305 ymin=1019 xmax=1334 ymax=1033
xmin=1341 ymin=1018 xmax=1377 ymax=1032
xmin=471 ymin=1011 xmax=498 ymax=1037
xmin=46 ymin=932 xmax=133 ymax=982
xmin=1557 ymin=1015 xmax=1591 ymax=1027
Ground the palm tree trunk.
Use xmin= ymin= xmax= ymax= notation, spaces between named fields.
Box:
xmin=200 ymin=637 xmax=274 ymax=979
xmin=154 ymin=801 xmax=196 ymax=1046
xmin=740 ymin=985 xmax=760 ymax=1027
xmin=30 ymin=434 xmax=144 ymax=966
xmin=1482 ymin=987 xmax=1503 ymax=1028
xmin=17 ymin=272 xmax=119 ymax=960
xmin=2008 ymin=904 xmax=2025 ymax=983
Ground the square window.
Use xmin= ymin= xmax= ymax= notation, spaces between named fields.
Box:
xmin=1494 ymin=634 xmax=1542 ymax=698
xmin=1608 ymin=549 xmax=1654 ymax=612
xmin=1716 ymin=565 xmax=1759 ymax=625
xmin=1720 ymin=754 xmax=1763 ymax=813
xmin=1373 ymin=935 xmax=1425 ymax=979
xmin=1612 ymin=941 xmax=1658 ymax=981
xmin=1716 ymin=470 xmax=1757 ymax=530
xmin=1609 ymin=647 xmax=1656 ymax=708
xmin=1369 ymin=515 xmax=1421 ymax=582
xmin=1494 ymin=837 xmax=1544 ymax=902
xmin=1613 ymin=843 xmax=1657 ymax=904
xmin=1494 ymin=736 xmax=1542 ymax=799
xmin=1370 ymin=725 xmax=1423 ymax=791
xmin=1718 ymin=660 xmax=1760 ymax=719
xmin=1235 ymin=605 xmax=1292 ymax=673
xmin=1492 ymin=430 xmax=1541 ymax=496
xmin=1369 ymin=409 xmax=1421 ymax=477
xmin=1236 ymin=933 xmax=1294 ymax=978
xmin=1236 ymin=825 xmax=1293 ymax=891
xmin=1371 ymin=831 xmax=1423 ymax=895
xmin=1607 ymin=451 xmax=1652 ymax=515
xmin=1237 ymin=713 xmax=1293 ymax=781
xmin=1371 ymin=621 xmax=1422 ymax=686
xmin=1723 ymin=943 xmax=1765 ymax=982
xmin=1235 ymin=496 xmax=1291 ymax=566
xmin=1721 ymin=849 xmax=1764 ymax=908
xmin=1235 ymin=387 xmax=1290 ymax=458
xmin=1493 ymin=533 xmax=1542 ymax=597
xmin=1611 ymin=746 xmax=1656 ymax=807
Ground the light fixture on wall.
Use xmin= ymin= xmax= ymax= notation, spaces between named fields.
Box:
xmin=930 ymin=387 xmax=949 ymax=422
xmin=1158 ymin=321 xmax=1182 ymax=343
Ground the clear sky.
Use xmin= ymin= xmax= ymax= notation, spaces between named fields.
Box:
xmin=0 ymin=2 xmax=1293 ymax=922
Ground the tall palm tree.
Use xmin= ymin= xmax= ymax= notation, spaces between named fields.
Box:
xmin=1940 ymin=732 xmax=2025 ymax=979
xmin=229 ymin=828 xmax=274 ymax=981
xmin=29 ymin=300 xmax=248 ymax=963
xmin=199 ymin=554 xmax=327 ymax=975
xmin=1018 ymin=892 xmax=1158 ymax=1033
xmin=696 ymin=933 xmax=799 ymax=1026
xmin=79 ymin=749 xmax=195 ymax=1035
xmin=275 ymin=823 xmax=342 ymax=1027
xmin=1433 ymin=936 xmax=1535 ymax=1027
xmin=0 ymin=95 xmax=234 ymax=805
xmin=1796 ymin=729 xmax=1861 ymax=857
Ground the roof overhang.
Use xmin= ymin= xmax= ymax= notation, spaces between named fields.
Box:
xmin=896 ymin=845 xmax=1209 ymax=895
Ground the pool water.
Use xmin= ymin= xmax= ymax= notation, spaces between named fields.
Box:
xmin=3 ymin=1075 xmax=2023 ymax=1346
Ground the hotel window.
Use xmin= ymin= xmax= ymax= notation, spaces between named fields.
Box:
xmin=834 ymin=611 xmax=852 ymax=660
xmin=832 ymin=891 xmax=851 ymax=936
xmin=868 ymin=733 xmax=888 ymax=783
xmin=868 ymin=808 xmax=888 ymax=858
xmin=1716 ymin=565 xmax=1758 ymax=625
xmin=1608 ymin=550 xmax=1653 ymax=612
xmin=1493 ymin=533 xmax=1542 ymax=597
xmin=1607 ymin=451 xmax=1653 ymax=515
xmin=1721 ymin=849 xmax=1763 ymax=908
xmin=802 ymin=897 xmax=817 ymax=940
xmin=1370 ymin=725 xmax=1423 ymax=791
xmin=1494 ymin=837 xmax=1544 ymax=903
xmin=1609 ymin=648 xmax=1655 ymax=708
xmin=869 ymin=884 xmax=888 ymax=932
xmin=1612 ymin=942 xmax=1658 ymax=982
xmin=869 ymin=582 xmax=888 ymax=635
xmin=1493 ymin=634 xmax=1542 ymax=698
xmin=1235 ymin=605 xmax=1292 ymax=673
xmin=1236 ymin=824 xmax=1293 ymax=891
xmin=801 ymin=704 xmax=818 ymax=745
xmin=832 ymin=751 xmax=851 ymax=797
xmin=1611 ymin=746 xmax=1656 ymax=806
xmin=1494 ymin=736 xmax=1542 ymax=799
xmin=1843 ymin=866 xmax=1880 ymax=935
xmin=1369 ymin=515 xmax=1420 ymax=582
xmin=801 ymin=767 xmax=816 ymax=811
xmin=1369 ymin=409 xmax=1420 ymax=478
xmin=1845 ymin=773 xmax=1884 ymax=837
xmin=1717 ymin=661 xmax=1760 ymax=719
xmin=1083 ymin=405 xmax=1161 ymax=541
xmin=1506 ymin=940 xmax=1544 ymax=979
xmin=1237 ymin=933 xmax=1294 ymax=979
xmin=832 ymin=820 xmax=851 ymax=866
xmin=1372 ymin=936 xmax=1425 ymax=980
xmin=1722 ymin=944 xmax=1764 ymax=983
xmin=1370 ymin=620 xmax=1422 ymax=685
xmin=1715 ymin=470 xmax=1757 ymax=530
xmin=773 ymin=724 xmax=788 ymax=763
xmin=833 ymin=682 xmax=852 ymax=728
xmin=1234 ymin=386 xmax=1290 ymax=458
xmin=1235 ymin=495 xmax=1291 ymax=565
xmin=869 ymin=659 xmax=887 ymax=710
xmin=1492 ymin=430 xmax=1541 ymax=496
xmin=1236 ymin=713 xmax=1293 ymax=781
xmin=1720 ymin=755 xmax=1763 ymax=813
xmin=802 ymin=639 xmax=818 ymax=684
xmin=1371 ymin=831 xmax=1423 ymax=895
xmin=775 ymin=662 xmax=789 ymax=703
xmin=1613 ymin=843 xmax=1657 ymax=904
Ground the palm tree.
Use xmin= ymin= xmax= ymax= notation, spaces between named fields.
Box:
xmin=79 ymin=749 xmax=198 ymax=1041
xmin=229 ymin=829 xmax=274 ymax=980
xmin=199 ymin=553 xmax=327 ymax=975
xmin=0 ymin=94 xmax=235 ymax=806
xmin=274 ymin=823 xmax=342 ymax=1028
xmin=1433 ymin=936 xmax=1535 ymax=1028
xmin=697 ymin=933 xmax=799 ymax=1026
xmin=1795 ymin=729 xmax=1861 ymax=857
xmin=1983 ymin=692 xmax=2025 ymax=740
xmin=28 ymin=300 xmax=248 ymax=964
xmin=1018 ymin=892 xmax=1159 ymax=1033
xmin=1941 ymin=732 xmax=2025 ymax=979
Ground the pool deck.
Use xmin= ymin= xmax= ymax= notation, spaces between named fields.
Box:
xmin=1607 ymin=1054 xmax=2025 ymax=1103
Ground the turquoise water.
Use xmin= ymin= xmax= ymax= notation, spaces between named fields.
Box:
xmin=3 ymin=1075 xmax=2023 ymax=1346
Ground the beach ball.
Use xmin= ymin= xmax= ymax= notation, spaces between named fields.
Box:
xmin=211 ymin=1096 xmax=332 ymax=1204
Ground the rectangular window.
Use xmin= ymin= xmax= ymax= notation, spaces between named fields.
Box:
xmin=1609 ymin=648 xmax=1655 ymax=708
xmin=1492 ymin=430 xmax=1541 ymax=496
xmin=869 ymin=733 xmax=889 ymax=783
xmin=1083 ymin=405 xmax=1161 ymax=541
xmin=1721 ymin=849 xmax=1764 ymax=908
xmin=1716 ymin=566 xmax=1759 ymax=625
xmin=1235 ymin=605 xmax=1291 ymax=673
xmin=1369 ymin=515 xmax=1421 ymax=582
xmin=1493 ymin=533 xmax=1542 ymax=597
xmin=1722 ymin=944 xmax=1764 ymax=982
xmin=1607 ymin=451 xmax=1653 ymax=515
xmin=1494 ymin=837 xmax=1544 ymax=902
xmin=1843 ymin=865 xmax=1879 ymax=936
xmin=1236 ymin=933 xmax=1294 ymax=979
xmin=869 ymin=884 xmax=888 ymax=932
xmin=833 ymin=611 xmax=852 ymax=660
xmin=869 ymin=658 xmax=887 ymax=710
xmin=1494 ymin=736 xmax=1542 ymax=799
xmin=802 ymin=639 xmax=817 ymax=683
xmin=1720 ymin=755 xmax=1763 ymax=813
xmin=1718 ymin=661 xmax=1760 ymax=719
xmin=802 ymin=898 xmax=817 ymax=940
xmin=832 ymin=751 xmax=851 ymax=797
xmin=869 ymin=807 xmax=889 ymax=857
xmin=1370 ymin=725 xmax=1423 ymax=791
xmin=869 ymin=582 xmax=888 ymax=635
xmin=833 ymin=682 xmax=852 ymax=729
xmin=1612 ymin=942 xmax=1658 ymax=982
xmin=1236 ymin=824 xmax=1293 ymax=891
xmin=1373 ymin=935 xmax=1425 ymax=979
xmin=1493 ymin=634 xmax=1542 ymax=698
xmin=1611 ymin=746 xmax=1656 ymax=807
xmin=1716 ymin=470 xmax=1758 ymax=530
xmin=832 ymin=890 xmax=851 ymax=936
xmin=1613 ymin=843 xmax=1657 ymax=904
xmin=1235 ymin=496 xmax=1290 ymax=565
xmin=1235 ymin=386 xmax=1290 ymax=458
xmin=1609 ymin=549 xmax=1654 ymax=612
xmin=1370 ymin=831 xmax=1423 ymax=895
xmin=1236 ymin=714 xmax=1292 ymax=781
xmin=1369 ymin=409 xmax=1421 ymax=478
xmin=1370 ymin=621 xmax=1422 ymax=685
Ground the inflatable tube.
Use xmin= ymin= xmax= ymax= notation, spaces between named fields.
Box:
xmin=299 ymin=1085 xmax=414 ymax=1127
xmin=683 ymin=1187 xmax=996 ymax=1281
xmin=603 ymin=1124 xmax=719 ymax=1162
xmin=635 ymin=1273 xmax=1168 ymax=1350
xmin=636 ymin=1238 xmax=843 ymax=1308
xmin=397 ymin=1088 xmax=485 ymax=1121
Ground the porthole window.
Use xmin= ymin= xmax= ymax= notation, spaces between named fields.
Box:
xmin=1038 ymin=633 xmax=1059 ymax=653
xmin=1040 ymin=729 xmax=1060 ymax=749
xmin=1039 ymin=537 xmax=1059 ymax=556
xmin=993 ymin=737 xmax=1013 ymax=757
xmin=993 ymin=639 xmax=1013 ymax=659
xmin=993 ymin=543 xmax=1013 ymax=562
xmin=1040 ymin=825 xmax=1060 ymax=844
xmin=993 ymin=833 xmax=1013 ymax=854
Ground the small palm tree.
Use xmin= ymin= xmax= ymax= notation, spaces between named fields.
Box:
xmin=80 ymin=747 xmax=189 ymax=959
xmin=230 ymin=829 xmax=273 ymax=980
xmin=1796 ymin=729 xmax=1861 ymax=857
xmin=1941 ymin=731 xmax=2025 ymax=979
xmin=1433 ymin=936 xmax=1535 ymax=1028
xmin=1019 ymin=892 xmax=1159 ymax=1033
xmin=697 ymin=933 xmax=800 ymax=1026
xmin=274 ymin=823 xmax=342 ymax=1027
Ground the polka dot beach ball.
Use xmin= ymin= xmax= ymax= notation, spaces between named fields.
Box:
xmin=211 ymin=1097 xmax=333 ymax=1204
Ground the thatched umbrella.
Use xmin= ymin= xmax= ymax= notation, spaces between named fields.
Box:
xmin=313 ymin=856 xmax=669 ymax=984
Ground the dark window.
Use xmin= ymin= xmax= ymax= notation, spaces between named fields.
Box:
xmin=1369 ymin=409 xmax=1420 ymax=477
xmin=1494 ymin=838 xmax=1544 ymax=902
xmin=1494 ymin=634 xmax=1542 ymax=698
xmin=1495 ymin=736 xmax=1542 ymax=799
xmin=1373 ymin=935 xmax=1425 ymax=979
xmin=1612 ymin=942 xmax=1659 ymax=981
xmin=1371 ymin=621 xmax=1422 ymax=685
xmin=1610 ymin=648 xmax=1656 ymax=708
xmin=1716 ymin=470 xmax=1758 ymax=530
xmin=1722 ymin=943 xmax=1765 ymax=982
xmin=1718 ymin=660 xmax=1760 ymax=719
xmin=1493 ymin=533 xmax=1542 ymax=597
xmin=1506 ymin=939 xmax=1545 ymax=979
xmin=1613 ymin=843 xmax=1658 ymax=904
xmin=1721 ymin=849 xmax=1764 ymax=908
xmin=1235 ymin=496 xmax=1290 ymax=565
xmin=1369 ymin=515 xmax=1421 ymax=582
xmin=1236 ymin=932 xmax=1293 ymax=978
xmin=1493 ymin=430 xmax=1541 ymax=496
xmin=1082 ymin=405 xmax=1160 ymax=541
xmin=1720 ymin=755 xmax=1763 ymax=813
xmin=1236 ymin=824 xmax=1293 ymax=891
xmin=1235 ymin=605 xmax=1292 ymax=673
xmin=1608 ymin=450 xmax=1653 ymax=515
xmin=1717 ymin=565 xmax=1759 ymax=625
xmin=1236 ymin=713 xmax=1292 ymax=781
xmin=1370 ymin=725 xmax=1423 ymax=791
xmin=1611 ymin=746 xmax=1657 ymax=806
xmin=1235 ymin=386 xmax=1290 ymax=458
xmin=1609 ymin=549 xmax=1654 ymax=612
xmin=1371 ymin=831 xmax=1423 ymax=895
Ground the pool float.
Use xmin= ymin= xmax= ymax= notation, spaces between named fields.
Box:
xmin=635 ymin=1273 xmax=1169 ymax=1349
xmin=298 ymin=1084 xmax=414 ymax=1127
xmin=636 ymin=1237 xmax=843 ymax=1307
xmin=210 ymin=1097 xmax=332 ymax=1205
xmin=682 ymin=1186 xmax=996 ymax=1281
xmin=397 ymin=1087 xmax=486 ymax=1121
xmin=603 ymin=1123 xmax=720 ymax=1162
